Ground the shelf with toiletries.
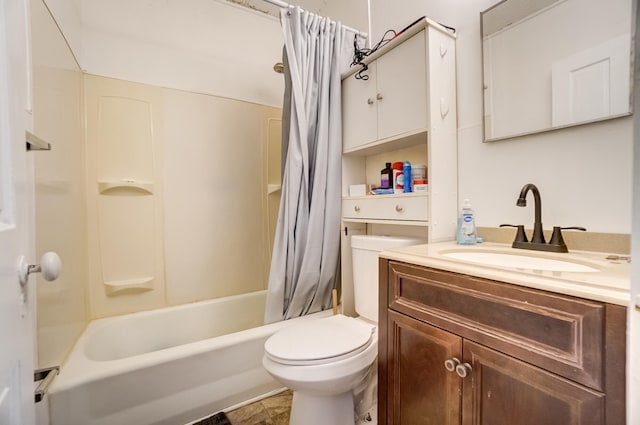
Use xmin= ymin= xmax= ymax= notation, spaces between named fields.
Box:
xmin=341 ymin=18 xmax=458 ymax=241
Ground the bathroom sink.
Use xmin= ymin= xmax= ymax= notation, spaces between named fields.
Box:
xmin=440 ymin=250 xmax=600 ymax=273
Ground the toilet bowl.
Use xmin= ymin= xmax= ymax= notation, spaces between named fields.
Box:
xmin=263 ymin=314 xmax=377 ymax=425
xmin=262 ymin=235 xmax=425 ymax=425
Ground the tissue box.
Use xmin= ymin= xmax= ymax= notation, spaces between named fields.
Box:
xmin=349 ymin=184 xmax=367 ymax=197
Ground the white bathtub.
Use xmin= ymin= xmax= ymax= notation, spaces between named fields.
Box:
xmin=48 ymin=290 xmax=331 ymax=425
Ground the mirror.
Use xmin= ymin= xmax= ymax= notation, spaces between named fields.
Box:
xmin=481 ymin=0 xmax=635 ymax=141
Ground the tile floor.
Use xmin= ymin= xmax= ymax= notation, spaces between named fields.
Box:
xmin=225 ymin=390 xmax=293 ymax=425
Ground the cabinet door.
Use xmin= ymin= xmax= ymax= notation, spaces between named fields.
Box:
xmin=387 ymin=310 xmax=461 ymax=425
xmin=376 ymin=31 xmax=428 ymax=141
xmin=462 ymin=341 xmax=605 ymax=425
xmin=342 ymin=62 xmax=378 ymax=152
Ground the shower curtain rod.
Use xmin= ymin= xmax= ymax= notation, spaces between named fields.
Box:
xmin=261 ymin=0 xmax=368 ymax=38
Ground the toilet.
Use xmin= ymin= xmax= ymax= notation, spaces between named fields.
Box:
xmin=262 ymin=235 xmax=425 ymax=425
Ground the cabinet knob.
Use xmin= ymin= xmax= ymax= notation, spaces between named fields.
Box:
xmin=367 ymin=98 xmax=374 ymax=105
xmin=376 ymin=93 xmax=383 ymax=101
xmin=354 ymin=205 xmax=360 ymax=212
xmin=444 ymin=357 xmax=460 ymax=372
xmin=395 ymin=204 xmax=404 ymax=212
xmin=455 ymin=362 xmax=473 ymax=378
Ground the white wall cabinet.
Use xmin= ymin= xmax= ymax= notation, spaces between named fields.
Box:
xmin=343 ymin=32 xmax=428 ymax=152
xmin=341 ymin=18 xmax=457 ymax=238
xmin=340 ymin=18 xmax=458 ymax=315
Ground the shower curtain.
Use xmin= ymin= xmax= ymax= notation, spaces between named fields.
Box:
xmin=264 ymin=7 xmax=355 ymax=323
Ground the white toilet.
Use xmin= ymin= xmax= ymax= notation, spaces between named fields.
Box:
xmin=263 ymin=235 xmax=425 ymax=425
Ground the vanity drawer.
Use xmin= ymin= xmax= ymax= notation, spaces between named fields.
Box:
xmin=343 ymin=194 xmax=428 ymax=222
xmin=387 ymin=261 xmax=605 ymax=390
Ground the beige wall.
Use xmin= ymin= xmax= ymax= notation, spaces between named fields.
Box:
xmin=31 ymin=0 xmax=88 ymax=368
xmin=85 ymin=75 xmax=281 ymax=318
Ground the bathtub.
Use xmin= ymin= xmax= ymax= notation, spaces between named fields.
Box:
xmin=48 ymin=290 xmax=332 ymax=425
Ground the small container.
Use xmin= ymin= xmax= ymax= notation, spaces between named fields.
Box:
xmin=380 ymin=162 xmax=392 ymax=189
xmin=392 ymin=162 xmax=404 ymax=194
xmin=413 ymin=179 xmax=428 ymax=192
xmin=349 ymin=184 xmax=367 ymax=197
xmin=411 ymin=164 xmax=426 ymax=184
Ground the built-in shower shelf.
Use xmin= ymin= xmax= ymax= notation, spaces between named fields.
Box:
xmin=267 ymin=184 xmax=281 ymax=194
xmin=104 ymin=277 xmax=154 ymax=296
xmin=98 ymin=180 xmax=154 ymax=195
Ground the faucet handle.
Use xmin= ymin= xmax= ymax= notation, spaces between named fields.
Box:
xmin=499 ymin=224 xmax=528 ymax=243
xmin=549 ymin=226 xmax=586 ymax=252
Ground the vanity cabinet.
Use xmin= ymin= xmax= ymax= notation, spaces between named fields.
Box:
xmin=378 ymin=260 xmax=627 ymax=425
xmin=340 ymin=18 xmax=457 ymax=239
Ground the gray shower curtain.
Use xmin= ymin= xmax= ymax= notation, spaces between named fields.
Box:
xmin=264 ymin=7 xmax=353 ymax=323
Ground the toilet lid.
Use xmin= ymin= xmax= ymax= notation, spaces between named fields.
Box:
xmin=264 ymin=315 xmax=374 ymax=366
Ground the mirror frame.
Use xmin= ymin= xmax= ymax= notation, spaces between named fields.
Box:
xmin=480 ymin=0 xmax=636 ymax=142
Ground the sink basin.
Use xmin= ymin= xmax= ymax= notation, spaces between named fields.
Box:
xmin=441 ymin=251 xmax=600 ymax=273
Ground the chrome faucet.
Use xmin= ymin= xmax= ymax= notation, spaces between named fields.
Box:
xmin=500 ymin=183 xmax=586 ymax=253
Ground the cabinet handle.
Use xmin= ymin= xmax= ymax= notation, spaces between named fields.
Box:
xmin=440 ymin=43 xmax=448 ymax=58
xmin=444 ymin=357 xmax=460 ymax=372
xmin=376 ymin=93 xmax=383 ymax=101
xmin=367 ymin=98 xmax=374 ymax=105
xmin=354 ymin=205 xmax=360 ymax=212
xmin=395 ymin=204 xmax=403 ymax=212
xmin=455 ymin=362 xmax=473 ymax=378
xmin=440 ymin=98 xmax=450 ymax=118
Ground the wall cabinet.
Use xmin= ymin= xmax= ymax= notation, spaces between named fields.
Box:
xmin=378 ymin=260 xmax=627 ymax=425
xmin=340 ymin=18 xmax=457 ymax=240
xmin=342 ymin=32 xmax=428 ymax=152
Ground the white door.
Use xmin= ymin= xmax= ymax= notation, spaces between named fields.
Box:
xmin=0 ymin=0 xmax=36 ymax=424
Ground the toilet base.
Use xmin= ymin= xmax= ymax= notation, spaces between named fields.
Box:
xmin=289 ymin=390 xmax=355 ymax=425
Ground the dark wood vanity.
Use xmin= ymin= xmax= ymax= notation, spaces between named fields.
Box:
xmin=378 ymin=259 xmax=627 ymax=425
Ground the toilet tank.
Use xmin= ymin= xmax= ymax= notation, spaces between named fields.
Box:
xmin=351 ymin=235 xmax=426 ymax=323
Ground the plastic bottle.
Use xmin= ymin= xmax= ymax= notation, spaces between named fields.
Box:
xmin=380 ymin=162 xmax=392 ymax=189
xmin=402 ymin=161 xmax=412 ymax=193
xmin=457 ymin=199 xmax=477 ymax=245
xmin=392 ymin=162 xmax=404 ymax=193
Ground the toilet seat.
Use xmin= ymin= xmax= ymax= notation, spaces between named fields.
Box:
xmin=264 ymin=315 xmax=375 ymax=366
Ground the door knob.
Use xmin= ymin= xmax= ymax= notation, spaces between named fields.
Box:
xmin=17 ymin=252 xmax=62 ymax=286
xmin=444 ymin=357 xmax=460 ymax=372
xmin=455 ymin=362 xmax=473 ymax=378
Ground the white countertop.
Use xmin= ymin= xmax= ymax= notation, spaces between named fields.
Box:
xmin=380 ymin=241 xmax=631 ymax=306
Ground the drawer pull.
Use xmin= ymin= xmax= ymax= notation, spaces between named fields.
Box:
xmin=376 ymin=93 xmax=384 ymax=101
xmin=395 ymin=204 xmax=404 ymax=212
xmin=354 ymin=205 xmax=360 ymax=212
xmin=455 ymin=362 xmax=473 ymax=379
xmin=444 ymin=357 xmax=460 ymax=372
xmin=367 ymin=98 xmax=374 ymax=105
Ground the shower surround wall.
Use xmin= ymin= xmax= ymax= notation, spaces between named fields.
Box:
xmin=31 ymin=0 xmax=88 ymax=369
xmin=85 ymin=74 xmax=281 ymax=318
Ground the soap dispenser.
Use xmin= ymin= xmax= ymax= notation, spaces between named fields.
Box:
xmin=457 ymin=199 xmax=477 ymax=245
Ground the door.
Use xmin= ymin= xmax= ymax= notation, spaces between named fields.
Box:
xmin=0 ymin=0 xmax=36 ymax=424
xmin=375 ymin=31 xmax=427 ymax=141
xmin=387 ymin=310 xmax=461 ymax=425
xmin=342 ymin=61 xmax=378 ymax=151
xmin=462 ymin=341 xmax=604 ymax=425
